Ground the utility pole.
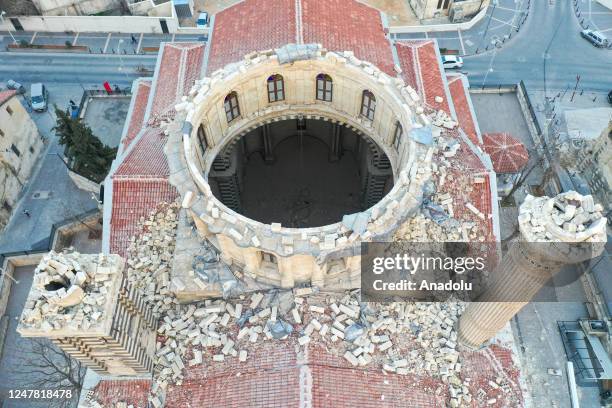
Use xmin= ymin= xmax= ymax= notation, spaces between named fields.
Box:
xmin=0 ymin=10 xmax=18 ymax=45
xmin=570 ymin=74 xmax=581 ymax=102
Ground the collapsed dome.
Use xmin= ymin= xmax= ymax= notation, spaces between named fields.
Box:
xmin=174 ymin=44 xmax=434 ymax=266
xmin=209 ymin=117 xmax=394 ymax=227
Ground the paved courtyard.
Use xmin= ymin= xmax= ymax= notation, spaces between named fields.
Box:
xmin=82 ymin=96 xmax=130 ymax=148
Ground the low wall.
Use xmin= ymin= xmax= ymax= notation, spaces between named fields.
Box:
xmin=0 ymin=14 xmax=204 ymax=34
xmin=389 ymin=6 xmax=487 ymax=33
xmin=68 ymin=169 xmax=100 ymax=193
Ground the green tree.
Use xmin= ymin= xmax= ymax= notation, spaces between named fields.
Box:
xmin=53 ymin=107 xmax=117 ymax=183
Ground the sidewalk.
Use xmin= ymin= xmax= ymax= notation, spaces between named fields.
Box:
xmin=393 ymin=0 xmax=530 ymax=56
xmin=0 ymin=31 xmax=206 ymax=55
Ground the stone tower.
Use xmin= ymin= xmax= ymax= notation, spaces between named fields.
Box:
xmin=18 ymin=252 xmax=157 ymax=376
xmin=458 ymin=192 xmax=607 ymax=349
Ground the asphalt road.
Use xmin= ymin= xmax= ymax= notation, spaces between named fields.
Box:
xmin=0 ymin=52 xmax=156 ymax=87
xmin=464 ymin=0 xmax=612 ymax=93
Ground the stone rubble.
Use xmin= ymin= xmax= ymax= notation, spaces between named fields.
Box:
xmin=19 ymin=251 xmax=123 ymax=333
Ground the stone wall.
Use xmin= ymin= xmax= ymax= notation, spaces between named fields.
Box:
xmin=0 ymin=95 xmax=44 ymax=231
xmin=165 ymin=44 xmax=437 ymax=291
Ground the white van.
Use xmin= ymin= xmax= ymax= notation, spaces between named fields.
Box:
xmin=31 ymin=83 xmax=48 ymax=112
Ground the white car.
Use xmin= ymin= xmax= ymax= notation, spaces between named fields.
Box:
xmin=196 ymin=12 xmax=209 ymax=28
xmin=30 ymin=83 xmax=48 ymax=112
xmin=441 ymin=55 xmax=463 ymax=69
xmin=580 ymin=29 xmax=608 ymax=47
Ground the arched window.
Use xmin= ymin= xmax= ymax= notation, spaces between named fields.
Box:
xmin=197 ymin=124 xmax=208 ymax=153
xmin=361 ymin=90 xmax=376 ymax=120
xmin=393 ymin=121 xmax=403 ymax=150
xmin=316 ymin=73 xmax=333 ymax=102
xmin=224 ymin=92 xmax=240 ymax=123
xmin=267 ymin=74 xmax=285 ymax=102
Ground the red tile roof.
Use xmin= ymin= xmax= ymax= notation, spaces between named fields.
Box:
xmin=395 ymin=42 xmax=420 ymax=92
xmin=91 ymin=379 xmax=151 ymax=408
xmin=115 ymin=127 xmax=170 ymax=177
xmin=447 ymin=74 xmax=481 ymax=145
xmin=482 ymin=132 xmax=529 ymax=174
xmin=0 ymin=90 xmax=16 ymax=106
xmin=110 ymin=179 xmax=178 ymax=256
xmin=149 ymin=43 xmax=205 ymax=124
xmin=94 ymin=340 xmax=522 ymax=407
xmin=122 ymin=80 xmax=151 ymax=150
xmin=207 ymin=0 xmax=296 ymax=74
xmin=396 ymin=41 xmax=451 ymax=115
xmin=302 ymin=0 xmax=395 ymax=76
xmin=109 ymin=42 xmax=203 ymax=257
xmin=207 ymin=0 xmax=394 ymax=75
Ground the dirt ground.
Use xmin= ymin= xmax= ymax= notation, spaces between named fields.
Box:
xmin=0 ymin=0 xmax=40 ymax=16
xmin=360 ymin=0 xmax=418 ymax=25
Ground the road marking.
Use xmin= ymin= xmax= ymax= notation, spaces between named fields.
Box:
xmin=457 ymin=29 xmax=466 ymax=55
xmin=490 ymin=16 xmax=517 ymax=28
xmin=600 ymin=27 xmax=612 ymax=32
xmin=72 ymin=32 xmax=79 ymax=46
xmin=137 ymin=33 xmax=144 ymax=53
xmin=103 ymin=33 xmax=112 ymax=53
xmin=30 ymin=32 xmax=37 ymax=44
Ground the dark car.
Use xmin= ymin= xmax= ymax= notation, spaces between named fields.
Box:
xmin=608 ymin=90 xmax=612 ymax=105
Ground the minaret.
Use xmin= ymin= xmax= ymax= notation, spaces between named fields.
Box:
xmin=18 ymin=252 xmax=157 ymax=375
xmin=458 ymin=192 xmax=607 ymax=349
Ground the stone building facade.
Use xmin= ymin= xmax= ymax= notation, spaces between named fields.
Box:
xmin=0 ymin=90 xmax=44 ymax=230
xmin=408 ymin=0 xmax=488 ymax=21
xmin=573 ymin=120 xmax=612 ymax=218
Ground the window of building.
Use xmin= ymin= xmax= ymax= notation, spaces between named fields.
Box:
xmin=0 ymin=129 xmax=4 ymax=137
xmin=261 ymin=251 xmax=278 ymax=264
xmin=316 ymin=73 xmax=333 ymax=102
xmin=361 ymin=90 xmax=376 ymax=120
xmin=197 ymin=124 xmax=208 ymax=153
xmin=224 ymin=92 xmax=240 ymax=123
xmin=29 ymin=146 xmax=35 ymax=154
xmin=6 ymin=105 xmax=13 ymax=116
xmin=393 ymin=121 xmax=403 ymax=150
xmin=267 ymin=74 xmax=285 ymax=102
xmin=11 ymin=144 xmax=20 ymax=157
xmin=2 ymin=201 xmax=12 ymax=212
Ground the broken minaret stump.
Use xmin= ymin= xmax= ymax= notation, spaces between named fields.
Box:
xmin=458 ymin=192 xmax=607 ymax=349
xmin=18 ymin=251 xmax=157 ymax=376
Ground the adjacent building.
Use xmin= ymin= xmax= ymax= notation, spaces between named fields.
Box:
xmin=408 ymin=0 xmax=488 ymax=21
xmin=0 ymin=90 xmax=44 ymax=230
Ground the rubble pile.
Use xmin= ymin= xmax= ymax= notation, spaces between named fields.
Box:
xmin=19 ymin=251 xmax=123 ymax=333
xmin=519 ymin=192 xmax=606 ymax=241
xmin=146 ymin=286 xmax=476 ymax=407
xmin=125 ymin=202 xmax=181 ymax=316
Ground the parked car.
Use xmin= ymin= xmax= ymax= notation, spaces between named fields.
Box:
xmin=441 ymin=55 xmax=464 ymax=69
xmin=6 ymin=79 xmax=26 ymax=94
xmin=608 ymin=90 xmax=612 ymax=105
xmin=30 ymin=83 xmax=48 ymax=112
xmin=196 ymin=12 xmax=209 ymax=28
xmin=580 ymin=29 xmax=609 ymax=47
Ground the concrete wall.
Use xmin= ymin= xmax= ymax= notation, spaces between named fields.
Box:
xmin=33 ymin=0 xmax=123 ymax=16
xmin=128 ymin=0 xmax=173 ymax=17
xmin=0 ymin=14 xmax=186 ymax=34
xmin=389 ymin=5 xmax=488 ymax=33
xmin=0 ymin=96 xmax=44 ymax=231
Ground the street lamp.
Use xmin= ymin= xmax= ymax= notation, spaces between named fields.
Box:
xmin=117 ymin=38 xmax=129 ymax=81
xmin=0 ymin=10 xmax=18 ymax=45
